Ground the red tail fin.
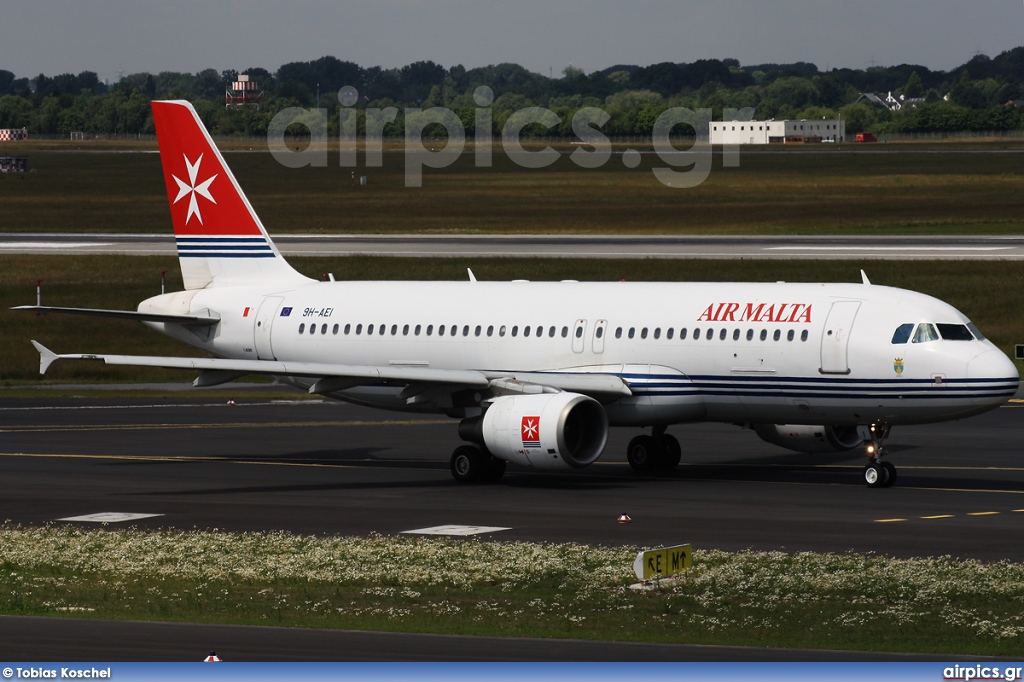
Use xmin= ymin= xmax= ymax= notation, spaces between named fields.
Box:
xmin=151 ymin=100 xmax=308 ymax=290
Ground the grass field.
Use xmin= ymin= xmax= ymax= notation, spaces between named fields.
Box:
xmin=2 ymin=255 xmax=1022 ymax=384
xmin=2 ymin=145 xmax=1024 ymax=235
xmin=2 ymin=525 xmax=1023 ymax=656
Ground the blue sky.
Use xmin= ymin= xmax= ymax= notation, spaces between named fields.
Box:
xmin=3 ymin=0 xmax=1022 ymax=82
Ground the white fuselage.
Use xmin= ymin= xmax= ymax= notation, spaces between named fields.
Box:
xmin=142 ymin=279 xmax=1019 ymax=427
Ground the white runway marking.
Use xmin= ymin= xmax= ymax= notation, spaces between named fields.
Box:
xmin=402 ymin=524 xmax=511 ymax=536
xmin=58 ymin=512 xmax=164 ymax=523
xmin=0 ymin=242 xmax=113 ymax=249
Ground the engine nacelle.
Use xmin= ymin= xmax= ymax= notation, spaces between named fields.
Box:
xmin=753 ymin=424 xmax=864 ymax=454
xmin=460 ymin=393 xmax=608 ymax=470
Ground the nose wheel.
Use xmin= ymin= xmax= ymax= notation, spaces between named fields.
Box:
xmin=863 ymin=423 xmax=896 ymax=488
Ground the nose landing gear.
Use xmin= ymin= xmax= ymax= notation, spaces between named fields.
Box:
xmin=862 ymin=423 xmax=896 ymax=488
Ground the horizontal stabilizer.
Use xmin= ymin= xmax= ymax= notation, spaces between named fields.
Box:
xmin=13 ymin=306 xmax=219 ymax=326
xmin=31 ymin=340 xmax=58 ymax=375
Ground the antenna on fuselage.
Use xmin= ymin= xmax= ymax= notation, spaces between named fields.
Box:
xmin=861 ymin=269 xmax=871 ymax=285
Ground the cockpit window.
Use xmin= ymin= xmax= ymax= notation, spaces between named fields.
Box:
xmin=936 ymin=323 xmax=975 ymax=341
xmin=967 ymin=323 xmax=986 ymax=341
xmin=912 ymin=323 xmax=939 ymax=344
xmin=891 ymin=323 xmax=914 ymax=344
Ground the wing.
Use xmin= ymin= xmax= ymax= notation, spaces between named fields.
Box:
xmin=29 ymin=342 xmax=632 ymax=398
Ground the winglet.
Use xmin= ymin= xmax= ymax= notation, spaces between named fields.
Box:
xmin=860 ymin=269 xmax=871 ymax=285
xmin=31 ymin=340 xmax=58 ymax=375
xmin=467 ymin=268 xmax=477 ymax=283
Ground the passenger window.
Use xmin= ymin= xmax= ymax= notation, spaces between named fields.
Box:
xmin=451 ymin=325 xmax=458 ymax=337
xmin=549 ymin=326 xmax=556 ymax=337
xmin=367 ymin=324 xmax=373 ymax=336
xmin=321 ymin=324 xmax=328 ymax=335
xmin=596 ymin=327 xmax=604 ymax=339
xmin=693 ymin=327 xmax=700 ymax=339
xmin=474 ymin=325 xmax=482 ymax=337
xmin=641 ymin=328 xmax=648 ymax=339
xmin=524 ymin=326 xmax=531 ymax=337
xmin=299 ymin=323 xmax=305 ymax=333
xmin=787 ymin=329 xmax=794 ymax=341
xmin=310 ymin=324 xmax=316 ymax=335
xmin=733 ymin=329 xmax=740 ymax=341
xmin=912 ymin=323 xmax=939 ymax=344
xmin=561 ymin=326 xmax=568 ymax=338
xmin=706 ymin=329 xmax=713 ymax=340
xmin=936 ymin=323 xmax=974 ymax=341
xmin=438 ymin=325 xmax=445 ymax=336
xmin=653 ymin=328 xmax=661 ymax=340
xmin=615 ymin=327 xmax=623 ymax=339
xmin=760 ymin=329 xmax=767 ymax=341
xmin=719 ymin=329 xmax=727 ymax=340
xmin=628 ymin=328 xmax=635 ymax=339
xmin=356 ymin=324 xmax=362 ymax=335
xmin=746 ymin=329 xmax=753 ymax=341
xmin=487 ymin=325 xmax=494 ymax=337
xmin=426 ymin=325 xmax=433 ymax=336
xmin=891 ymin=323 xmax=914 ymax=344
xmin=575 ymin=326 xmax=583 ymax=338
xmin=801 ymin=330 xmax=808 ymax=342
xmin=415 ymin=324 xmax=422 ymax=336
xmin=667 ymin=328 xmax=674 ymax=340
xmin=680 ymin=328 xmax=687 ymax=340
xmin=333 ymin=324 xmax=339 ymax=334
xmin=463 ymin=325 xmax=470 ymax=336
xmin=403 ymin=324 xmax=409 ymax=336
xmin=773 ymin=329 xmax=781 ymax=341
xmin=499 ymin=325 xmax=506 ymax=337
xmin=391 ymin=324 xmax=398 ymax=335
xmin=344 ymin=323 xmax=351 ymax=335
xmin=512 ymin=326 xmax=519 ymax=337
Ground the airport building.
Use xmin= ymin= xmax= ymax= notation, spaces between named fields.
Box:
xmin=709 ymin=119 xmax=845 ymax=144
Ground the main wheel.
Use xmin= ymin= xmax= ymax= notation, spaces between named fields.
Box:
xmin=627 ymin=435 xmax=660 ymax=473
xmin=451 ymin=445 xmax=485 ymax=483
xmin=480 ymin=455 xmax=507 ymax=483
xmin=864 ymin=463 xmax=888 ymax=488
xmin=657 ymin=434 xmax=682 ymax=472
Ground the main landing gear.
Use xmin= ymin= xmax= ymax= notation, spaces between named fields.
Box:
xmin=450 ymin=444 xmax=506 ymax=484
xmin=626 ymin=426 xmax=681 ymax=474
xmin=862 ymin=423 xmax=896 ymax=488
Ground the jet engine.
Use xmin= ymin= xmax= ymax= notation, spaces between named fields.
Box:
xmin=459 ymin=392 xmax=608 ymax=470
xmin=752 ymin=424 xmax=864 ymax=453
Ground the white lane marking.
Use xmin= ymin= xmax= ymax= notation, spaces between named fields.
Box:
xmin=59 ymin=512 xmax=164 ymax=523
xmin=766 ymin=246 xmax=1013 ymax=252
xmin=402 ymin=525 xmax=511 ymax=536
xmin=0 ymin=401 xmax=321 ymax=412
xmin=0 ymin=242 xmax=114 ymax=249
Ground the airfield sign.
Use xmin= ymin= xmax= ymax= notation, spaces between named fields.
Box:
xmin=633 ymin=544 xmax=692 ymax=581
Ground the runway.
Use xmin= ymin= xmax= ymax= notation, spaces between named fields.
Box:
xmin=3 ymin=233 xmax=1024 ymax=260
xmin=2 ymin=391 xmax=1023 ymax=660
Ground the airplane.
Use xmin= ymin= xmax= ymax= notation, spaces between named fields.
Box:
xmin=16 ymin=100 xmax=1020 ymax=488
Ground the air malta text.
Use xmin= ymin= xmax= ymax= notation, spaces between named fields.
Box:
xmin=697 ymin=302 xmax=813 ymax=324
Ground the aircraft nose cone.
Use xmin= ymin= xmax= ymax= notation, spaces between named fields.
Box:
xmin=967 ymin=349 xmax=1020 ymax=393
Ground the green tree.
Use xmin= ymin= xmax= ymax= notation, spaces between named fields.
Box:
xmin=903 ymin=71 xmax=924 ymax=98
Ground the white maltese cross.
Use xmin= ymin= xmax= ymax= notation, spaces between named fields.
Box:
xmin=172 ymin=154 xmax=218 ymax=224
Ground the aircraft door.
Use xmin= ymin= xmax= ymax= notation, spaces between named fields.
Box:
xmin=254 ymin=296 xmax=285 ymax=360
xmin=572 ymin=319 xmax=587 ymax=354
xmin=819 ymin=301 xmax=861 ymax=374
